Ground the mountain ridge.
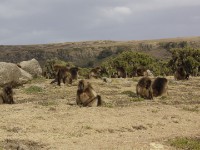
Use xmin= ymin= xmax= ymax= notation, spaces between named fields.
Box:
xmin=0 ymin=36 xmax=200 ymax=67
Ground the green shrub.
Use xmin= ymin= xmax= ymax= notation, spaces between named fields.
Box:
xmin=159 ymin=41 xmax=188 ymax=49
xmin=43 ymin=58 xmax=75 ymax=79
xmin=168 ymin=47 xmax=200 ymax=75
xmin=97 ymin=49 xmax=113 ymax=59
xmin=168 ymin=137 xmax=200 ymax=150
xmin=101 ymin=51 xmax=170 ymax=76
xmin=78 ymin=68 xmax=90 ymax=78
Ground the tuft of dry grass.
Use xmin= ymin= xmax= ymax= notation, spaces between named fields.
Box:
xmin=103 ymin=102 xmax=114 ymax=108
xmin=1 ymin=139 xmax=46 ymax=150
xmin=130 ymin=97 xmax=144 ymax=102
xmin=37 ymin=101 xmax=57 ymax=106
xmin=24 ymin=86 xmax=43 ymax=94
xmin=183 ymin=106 xmax=199 ymax=112
xmin=121 ymin=91 xmax=137 ymax=97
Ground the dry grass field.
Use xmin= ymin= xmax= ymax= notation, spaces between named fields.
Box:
xmin=0 ymin=76 xmax=200 ymax=150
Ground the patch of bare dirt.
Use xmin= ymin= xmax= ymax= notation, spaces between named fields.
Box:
xmin=0 ymin=76 xmax=200 ymax=149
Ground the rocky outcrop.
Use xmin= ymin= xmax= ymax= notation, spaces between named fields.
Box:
xmin=0 ymin=62 xmax=32 ymax=86
xmin=19 ymin=58 xmax=42 ymax=77
xmin=19 ymin=68 xmax=33 ymax=83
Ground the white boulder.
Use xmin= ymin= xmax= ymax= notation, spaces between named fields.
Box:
xmin=19 ymin=58 xmax=42 ymax=77
xmin=0 ymin=62 xmax=32 ymax=86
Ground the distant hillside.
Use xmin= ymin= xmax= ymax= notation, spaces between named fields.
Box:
xmin=0 ymin=36 xmax=200 ymax=67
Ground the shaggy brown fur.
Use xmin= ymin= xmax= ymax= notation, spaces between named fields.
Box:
xmin=0 ymin=85 xmax=14 ymax=104
xmin=136 ymin=68 xmax=147 ymax=76
xmin=76 ymin=80 xmax=102 ymax=107
xmin=51 ymin=66 xmax=72 ymax=86
xmin=152 ymin=77 xmax=168 ymax=97
xmin=88 ymin=67 xmax=102 ymax=79
xmin=116 ymin=67 xmax=126 ymax=78
xmin=136 ymin=77 xmax=153 ymax=100
xmin=70 ymin=67 xmax=79 ymax=80
xmin=174 ymin=67 xmax=189 ymax=80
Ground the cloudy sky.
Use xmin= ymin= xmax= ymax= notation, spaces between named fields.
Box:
xmin=0 ymin=0 xmax=200 ymax=45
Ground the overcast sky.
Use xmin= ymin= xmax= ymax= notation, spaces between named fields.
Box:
xmin=0 ymin=0 xmax=200 ymax=45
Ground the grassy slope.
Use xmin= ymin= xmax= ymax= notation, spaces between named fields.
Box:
xmin=0 ymin=36 xmax=200 ymax=66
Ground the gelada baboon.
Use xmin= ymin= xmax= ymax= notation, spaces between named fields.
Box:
xmin=136 ymin=77 xmax=153 ymax=100
xmin=136 ymin=68 xmax=147 ymax=76
xmin=76 ymin=80 xmax=102 ymax=107
xmin=50 ymin=65 xmax=72 ymax=86
xmin=70 ymin=67 xmax=79 ymax=80
xmin=152 ymin=77 xmax=168 ymax=97
xmin=88 ymin=67 xmax=102 ymax=79
xmin=116 ymin=67 xmax=126 ymax=78
xmin=0 ymin=85 xmax=14 ymax=104
xmin=174 ymin=67 xmax=189 ymax=80
xmin=57 ymin=68 xmax=72 ymax=86
xmin=51 ymin=64 xmax=69 ymax=79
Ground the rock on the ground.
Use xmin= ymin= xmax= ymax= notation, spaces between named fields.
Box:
xmin=0 ymin=62 xmax=32 ymax=86
xmin=19 ymin=58 xmax=42 ymax=77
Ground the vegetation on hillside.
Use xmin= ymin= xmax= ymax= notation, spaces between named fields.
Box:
xmin=101 ymin=51 xmax=171 ymax=76
xmin=159 ymin=41 xmax=188 ymax=50
xmin=100 ymin=47 xmax=200 ymax=76
xmin=168 ymin=47 xmax=200 ymax=76
xmin=42 ymin=46 xmax=200 ymax=78
xmin=1 ymin=37 xmax=200 ymax=67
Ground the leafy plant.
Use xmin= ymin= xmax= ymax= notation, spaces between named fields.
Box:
xmin=168 ymin=137 xmax=200 ymax=150
xmin=78 ymin=67 xmax=90 ymax=78
xmin=168 ymin=47 xmax=200 ymax=76
xmin=97 ymin=49 xmax=113 ymax=59
xmin=101 ymin=51 xmax=171 ymax=76
xmin=159 ymin=41 xmax=188 ymax=50
xmin=43 ymin=58 xmax=75 ymax=79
